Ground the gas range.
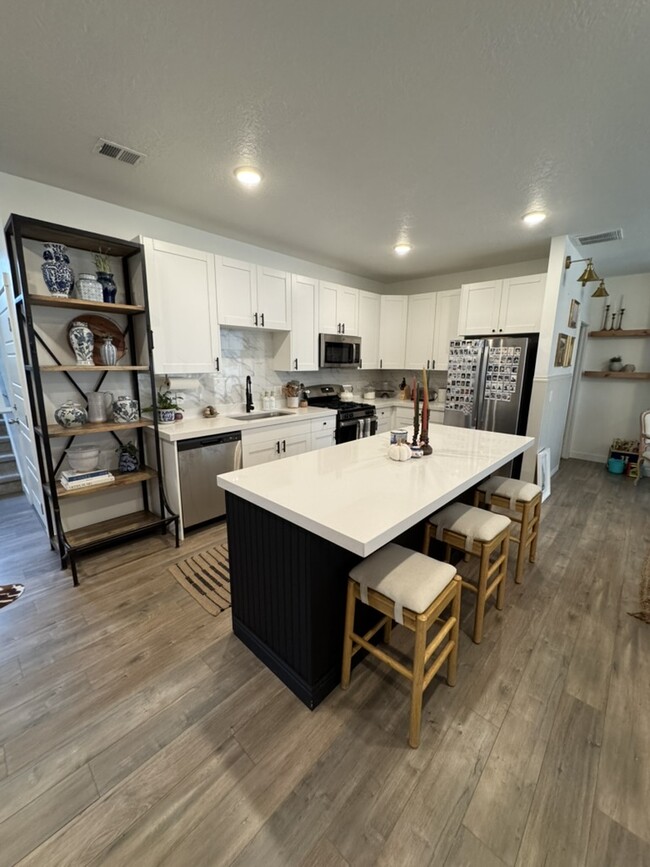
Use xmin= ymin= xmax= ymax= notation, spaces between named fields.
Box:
xmin=306 ymin=385 xmax=377 ymax=443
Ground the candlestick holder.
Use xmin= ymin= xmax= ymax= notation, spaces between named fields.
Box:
xmin=616 ymin=308 xmax=625 ymax=330
xmin=420 ymin=433 xmax=432 ymax=456
xmin=600 ymin=303 xmax=610 ymax=332
xmin=609 ymin=312 xmax=617 ymax=331
xmin=412 ymin=416 xmax=420 ymax=447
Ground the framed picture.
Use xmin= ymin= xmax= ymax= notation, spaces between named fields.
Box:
xmin=536 ymin=447 xmax=551 ymax=502
xmin=568 ymin=298 xmax=580 ymax=328
xmin=554 ymin=332 xmax=568 ymax=367
xmin=563 ymin=334 xmax=575 ymax=367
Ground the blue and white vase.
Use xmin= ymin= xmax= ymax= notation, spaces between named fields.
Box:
xmin=118 ymin=446 xmax=139 ymax=473
xmin=42 ymin=244 xmax=74 ymax=297
xmin=157 ymin=408 xmax=176 ymax=424
xmin=54 ymin=400 xmax=88 ymax=428
xmin=68 ymin=320 xmax=94 ymax=365
xmin=113 ymin=395 xmax=139 ymax=423
xmin=99 ymin=337 xmax=117 ymax=366
xmin=96 ymin=271 xmax=117 ymax=303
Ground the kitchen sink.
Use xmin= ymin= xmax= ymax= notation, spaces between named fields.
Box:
xmin=227 ymin=410 xmax=296 ymax=421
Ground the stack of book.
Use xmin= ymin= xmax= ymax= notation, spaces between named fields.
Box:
xmin=60 ymin=468 xmax=115 ymax=491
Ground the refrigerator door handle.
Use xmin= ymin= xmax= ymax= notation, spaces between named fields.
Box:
xmin=475 ymin=341 xmax=489 ymax=429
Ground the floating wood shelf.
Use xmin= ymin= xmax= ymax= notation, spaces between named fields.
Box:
xmin=28 ymin=295 xmax=145 ymax=315
xmin=588 ymin=329 xmax=649 ymax=338
xmin=40 ymin=418 xmax=151 ymax=438
xmin=51 ymin=467 xmax=158 ymax=499
xmin=39 ymin=365 xmax=148 ymax=372
xmin=64 ymin=510 xmax=169 ymax=548
xmin=582 ymin=371 xmax=650 ymax=380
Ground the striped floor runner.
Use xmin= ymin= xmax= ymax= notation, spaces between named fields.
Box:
xmin=169 ymin=543 xmax=231 ymax=616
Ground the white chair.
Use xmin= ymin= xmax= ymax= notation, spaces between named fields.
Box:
xmin=635 ymin=410 xmax=650 ymax=486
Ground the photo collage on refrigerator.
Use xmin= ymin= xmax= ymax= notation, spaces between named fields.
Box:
xmin=485 ymin=345 xmax=521 ymax=402
xmin=445 ymin=339 xmax=481 ymax=415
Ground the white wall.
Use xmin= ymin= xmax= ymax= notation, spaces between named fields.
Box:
xmin=568 ymin=273 xmax=650 ymax=463
xmin=0 ymin=172 xmax=383 ymax=292
xmin=387 ymin=258 xmax=549 ymax=295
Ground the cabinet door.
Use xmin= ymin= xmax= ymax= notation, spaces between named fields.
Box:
xmin=291 ymin=275 xmax=318 ymax=370
xmin=358 ymin=291 xmax=381 ymax=370
xmin=405 ymin=293 xmax=436 ymax=369
xmin=257 ymin=266 xmax=291 ymax=330
xmin=499 ymin=274 xmax=546 ymax=333
xmin=432 ymin=289 xmax=461 ymax=370
xmin=319 ymin=281 xmax=339 ymax=333
xmin=338 ymin=285 xmax=359 ymax=335
xmin=376 ymin=406 xmax=394 ymax=434
xmin=395 ymin=406 xmax=414 ymax=427
xmin=459 ymin=281 xmax=501 ymax=335
xmin=311 ymin=417 xmax=336 ymax=449
xmin=216 ymin=257 xmax=257 ymax=328
xmin=281 ymin=430 xmax=311 ymax=458
xmin=379 ymin=296 xmax=408 ymax=369
xmin=242 ymin=435 xmax=280 ymax=467
xmin=145 ymin=239 xmax=220 ymax=374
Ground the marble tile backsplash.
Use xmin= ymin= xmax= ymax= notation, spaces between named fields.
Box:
xmin=147 ymin=328 xmax=447 ymax=417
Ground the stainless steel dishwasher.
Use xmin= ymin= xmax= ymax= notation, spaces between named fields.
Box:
xmin=177 ymin=431 xmax=242 ymax=529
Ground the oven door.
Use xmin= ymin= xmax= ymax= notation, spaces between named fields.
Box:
xmin=336 ymin=418 xmax=361 ymax=444
xmin=319 ymin=334 xmax=361 ymax=368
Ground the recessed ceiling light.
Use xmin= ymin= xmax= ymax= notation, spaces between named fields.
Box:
xmin=522 ymin=211 xmax=546 ymax=226
xmin=394 ymin=243 xmax=412 ymax=256
xmin=234 ymin=166 xmax=263 ymax=188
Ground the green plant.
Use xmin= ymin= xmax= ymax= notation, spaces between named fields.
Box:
xmin=115 ymin=440 xmax=138 ymax=457
xmin=144 ymin=389 xmax=183 ymax=412
xmin=609 ymin=355 xmax=622 ymax=362
xmin=93 ymin=250 xmax=111 ymax=273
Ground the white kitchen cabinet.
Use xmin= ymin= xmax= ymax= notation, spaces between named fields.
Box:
xmin=378 ymin=295 xmax=408 ymax=369
xmin=459 ymin=274 xmax=546 ymax=336
xmin=241 ymin=419 xmax=312 ymax=467
xmin=405 ymin=293 xmax=436 ymax=369
xmin=431 ymin=289 xmax=461 ymax=370
xmin=311 ymin=416 xmax=336 ymax=450
xmin=217 ymin=259 xmax=291 ymax=331
xmin=319 ymin=281 xmax=359 ymax=335
xmin=358 ymin=290 xmax=381 ymax=370
xmin=142 ymin=238 xmax=221 ymax=374
xmin=394 ymin=406 xmax=415 ymax=428
xmin=273 ymin=274 xmax=318 ymax=371
xmin=375 ymin=406 xmax=394 ymax=434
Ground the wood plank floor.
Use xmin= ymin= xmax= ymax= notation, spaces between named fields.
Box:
xmin=0 ymin=459 xmax=648 ymax=866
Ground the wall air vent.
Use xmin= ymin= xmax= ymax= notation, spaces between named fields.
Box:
xmin=576 ymin=228 xmax=623 ymax=245
xmin=93 ymin=138 xmax=146 ymax=166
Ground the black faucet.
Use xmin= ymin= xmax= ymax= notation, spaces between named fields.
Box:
xmin=245 ymin=375 xmax=254 ymax=413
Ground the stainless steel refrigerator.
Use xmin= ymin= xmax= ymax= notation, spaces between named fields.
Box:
xmin=443 ymin=336 xmax=538 ymax=442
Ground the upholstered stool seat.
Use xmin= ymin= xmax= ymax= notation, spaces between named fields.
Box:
xmin=423 ymin=503 xmax=511 ymax=644
xmin=341 ymin=543 xmax=461 ymax=748
xmin=474 ymin=475 xmax=542 ymax=584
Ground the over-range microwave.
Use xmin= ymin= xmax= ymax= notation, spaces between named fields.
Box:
xmin=319 ymin=333 xmax=362 ymax=368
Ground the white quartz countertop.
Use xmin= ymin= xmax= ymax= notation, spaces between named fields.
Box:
xmin=218 ymin=425 xmax=534 ymax=556
xmin=153 ymin=406 xmax=336 ymax=443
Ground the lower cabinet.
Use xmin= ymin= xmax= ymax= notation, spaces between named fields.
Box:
xmin=376 ymin=406 xmax=394 ymax=434
xmin=241 ymin=417 xmax=335 ymax=467
xmin=394 ymin=406 xmax=414 ymax=428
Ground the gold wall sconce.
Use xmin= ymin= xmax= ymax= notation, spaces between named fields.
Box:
xmin=565 ymin=256 xmax=608 ymax=296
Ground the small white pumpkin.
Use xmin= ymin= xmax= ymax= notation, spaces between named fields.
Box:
xmin=388 ymin=442 xmax=411 ymax=461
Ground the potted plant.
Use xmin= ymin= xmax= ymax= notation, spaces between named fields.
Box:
xmin=93 ymin=250 xmax=117 ymax=303
xmin=145 ymin=389 xmax=183 ymax=423
xmin=115 ymin=440 xmax=139 ymax=473
xmin=609 ymin=355 xmax=623 ymax=372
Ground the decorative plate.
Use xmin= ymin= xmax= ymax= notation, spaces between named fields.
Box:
xmin=67 ymin=315 xmax=125 ymax=365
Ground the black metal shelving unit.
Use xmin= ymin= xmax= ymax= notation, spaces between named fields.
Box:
xmin=4 ymin=214 xmax=179 ymax=585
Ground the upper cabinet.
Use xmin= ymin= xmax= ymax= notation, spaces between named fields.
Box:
xmin=142 ymin=238 xmax=221 ymax=374
xmin=405 ymin=289 xmax=460 ymax=371
xmin=378 ymin=295 xmax=408 ymax=369
xmin=217 ymin=258 xmax=290 ymax=331
xmin=273 ymin=274 xmax=318 ymax=372
xmin=358 ymin=290 xmax=381 ymax=370
xmin=459 ymin=274 xmax=546 ymax=336
xmin=319 ymin=282 xmax=359 ymax=335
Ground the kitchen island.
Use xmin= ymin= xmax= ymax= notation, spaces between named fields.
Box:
xmin=218 ymin=425 xmax=534 ymax=708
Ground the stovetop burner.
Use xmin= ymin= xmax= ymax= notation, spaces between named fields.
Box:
xmin=309 ymin=398 xmax=374 ymax=412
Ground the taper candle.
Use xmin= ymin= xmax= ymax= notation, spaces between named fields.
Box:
xmin=412 ymin=376 xmax=418 ymax=426
xmin=422 ymin=367 xmax=429 ymax=433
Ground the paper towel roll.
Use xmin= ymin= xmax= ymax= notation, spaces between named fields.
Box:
xmin=165 ymin=377 xmax=201 ymax=392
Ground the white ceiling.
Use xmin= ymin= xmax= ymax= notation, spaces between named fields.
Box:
xmin=1 ymin=0 xmax=650 ymax=283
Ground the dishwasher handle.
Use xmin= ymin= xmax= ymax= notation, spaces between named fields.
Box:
xmin=177 ymin=431 xmax=242 ymax=451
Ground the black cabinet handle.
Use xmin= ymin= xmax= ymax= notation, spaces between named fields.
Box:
xmin=337 ymin=323 xmax=341 ymax=333
xmin=342 ymin=323 xmax=345 ymax=334
xmin=215 ymin=357 xmax=220 ymax=371
xmin=499 ymin=328 xmax=503 ymax=332
xmin=432 ymin=360 xmax=435 ymax=369
xmin=427 ymin=360 xmax=430 ymax=369
xmin=294 ymin=358 xmax=298 ymax=370
xmin=282 ymin=439 xmax=286 ymax=453
xmin=254 ymin=312 xmax=258 ymax=326
xmin=261 ymin=313 xmax=265 ymax=327
xmin=380 ymin=359 xmax=383 ymax=369
xmin=359 ymin=358 xmax=363 ymax=369
xmin=276 ymin=441 xmax=280 ymax=454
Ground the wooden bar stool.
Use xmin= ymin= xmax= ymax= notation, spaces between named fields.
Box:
xmin=473 ymin=476 xmax=542 ymax=584
xmin=422 ymin=503 xmax=510 ymax=644
xmin=341 ymin=543 xmax=461 ymax=749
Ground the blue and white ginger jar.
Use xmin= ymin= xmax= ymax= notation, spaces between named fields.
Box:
xmin=68 ymin=320 xmax=94 ymax=366
xmin=113 ymin=395 xmax=139 ymax=424
xmin=99 ymin=337 xmax=117 ymax=366
xmin=54 ymin=401 xmax=88 ymax=428
xmin=42 ymin=244 xmax=74 ymax=297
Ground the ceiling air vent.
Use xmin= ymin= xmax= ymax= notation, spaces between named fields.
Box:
xmin=576 ymin=228 xmax=623 ymax=246
xmin=93 ymin=138 xmax=146 ymax=166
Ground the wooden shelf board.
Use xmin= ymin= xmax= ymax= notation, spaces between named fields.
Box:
xmin=582 ymin=370 xmax=650 ymax=380
xmin=39 ymin=365 xmax=148 ymax=372
xmin=42 ymin=418 xmax=151 ymax=438
xmin=588 ymin=329 xmax=649 ymax=338
xmin=64 ymin=510 xmax=168 ymax=548
xmin=51 ymin=467 xmax=158 ymax=499
xmin=28 ymin=295 xmax=145 ymax=315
